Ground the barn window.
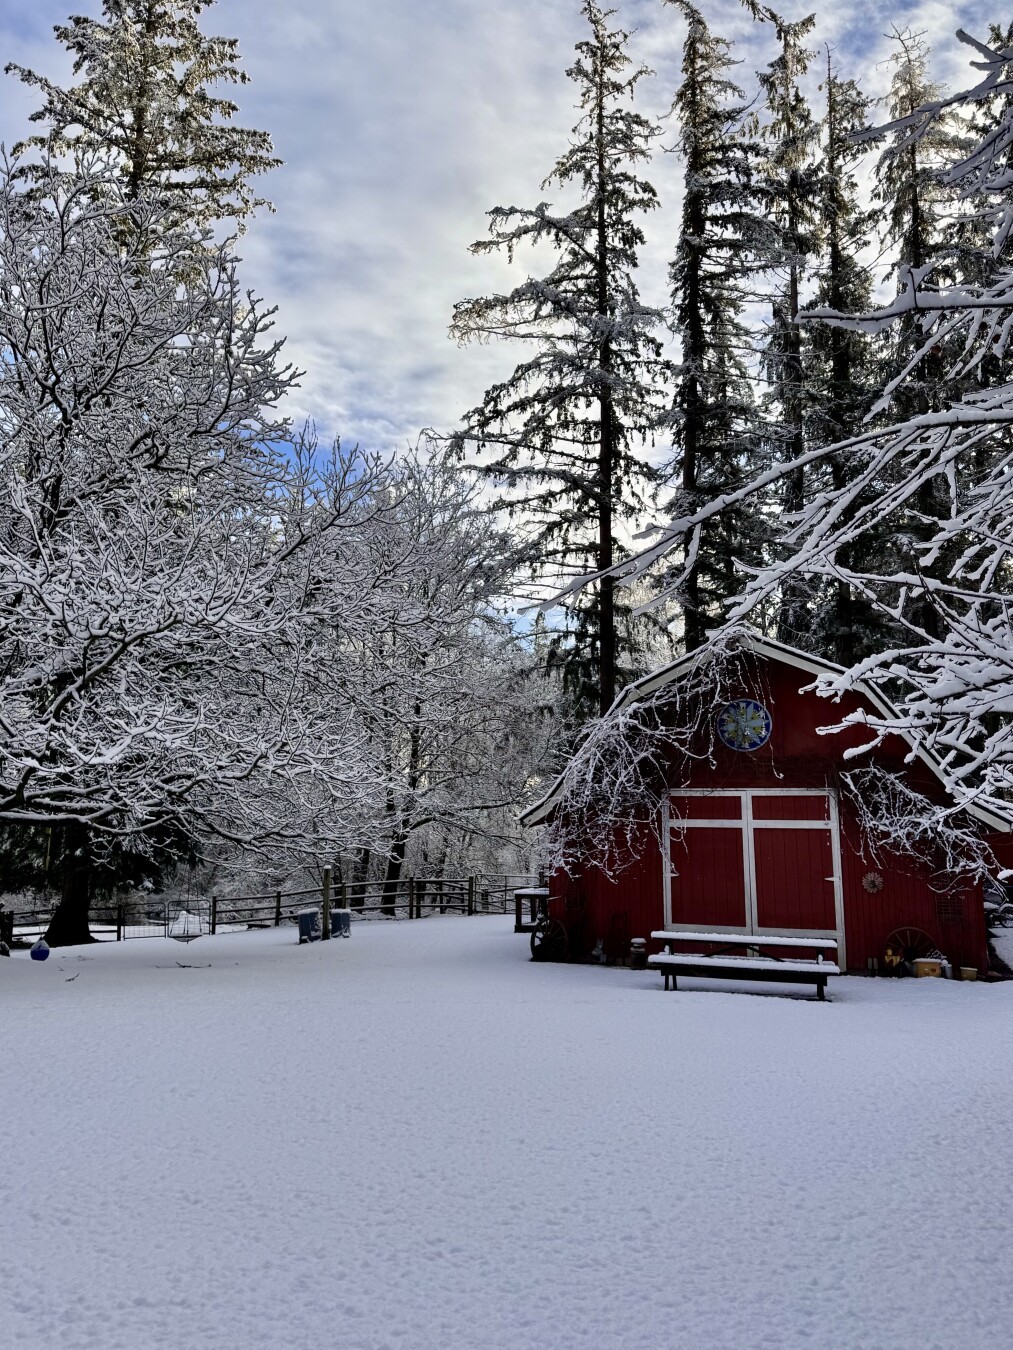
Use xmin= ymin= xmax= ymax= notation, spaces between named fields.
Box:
xmin=935 ymin=895 xmax=964 ymax=924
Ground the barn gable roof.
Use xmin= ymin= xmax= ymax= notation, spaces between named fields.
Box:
xmin=521 ymin=630 xmax=1013 ymax=833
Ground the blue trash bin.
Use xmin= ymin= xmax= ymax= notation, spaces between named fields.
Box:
xmin=297 ymin=908 xmax=321 ymax=943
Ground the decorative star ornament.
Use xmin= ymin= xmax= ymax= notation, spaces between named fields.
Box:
xmin=716 ymin=699 xmax=772 ymax=752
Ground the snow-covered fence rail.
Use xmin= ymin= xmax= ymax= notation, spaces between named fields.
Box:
xmin=0 ymin=873 xmax=538 ymax=945
xmin=210 ymin=889 xmax=321 ymax=933
xmin=9 ymin=904 xmax=120 ymax=943
xmin=337 ymin=874 xmax=538 ymax=920
xmin=477 ymin=875 xmax=543 ymax=914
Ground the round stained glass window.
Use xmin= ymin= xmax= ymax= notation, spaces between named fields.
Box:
xmin=716 ymin=699 xmax=772 ymax=752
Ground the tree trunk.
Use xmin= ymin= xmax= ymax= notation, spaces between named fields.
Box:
xmin=681 ymin=174 xmax=705 ymax=652
xmin=825 ymin=78 xmax=856 ymax=664
xmin=44 ymin=823 xmax=95 ymax=947
xmin=351 ymin=846 xmax=371 ymax=910
xmin=677 ymin=41 xmax=707 ymax=652
xmin=596 ymin=55 xmax=617 ymax=716
xmin=381 ymin=836 xmax=408 ymax=918
xmin=777 ymin=257 xmax=808 ymax=645
xmin=830 ymin=451 xmax=855 ymax=663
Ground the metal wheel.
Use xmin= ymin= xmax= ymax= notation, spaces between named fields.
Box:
xmin=882 ymin=926 xmax=937 ymax=975
xmin=530 ymin=917 xmax=568 ymax=962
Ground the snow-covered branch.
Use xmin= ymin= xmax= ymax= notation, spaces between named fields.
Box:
xmin=541 ymin=629 xmax=760 ymax=877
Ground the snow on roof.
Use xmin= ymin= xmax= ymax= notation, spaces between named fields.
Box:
xmin=520 ymin=629 xmax=1013 ymax=833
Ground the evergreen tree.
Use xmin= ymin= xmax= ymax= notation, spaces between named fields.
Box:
xmin=750 ymin=26 xmax=1013 ymax=824
xmin=804 ymin=52 xmax=880 ymax=662
xmin=589 ymin=26 xmax=1013 ymax=825
xmin=875 ymin=28 xmax=966 ymax=402
xmin=665 ymin=0 xmax=767 ymax=652
xmin=873 ymin=29 xmax=966 ymax=639
xmin=948 ymin=23 xmax=1013 ymax=485
xmin=450 ymin=1 xmax=672 ymax=718
xmin=6 ymin=0 xmax=278 ymax=229
xmin=755 ymin=10 xmax=821 ymax=646
xmin=875 ymin=29 xmax=961 ymax=291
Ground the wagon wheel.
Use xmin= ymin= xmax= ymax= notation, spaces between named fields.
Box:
xmin=882 ymin=926 xmax=936 ymax=975
xmin=530 ymin=916 xmax=569 ymax=963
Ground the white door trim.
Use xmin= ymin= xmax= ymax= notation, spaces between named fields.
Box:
xmin=662 ymin=788 xmax=845 ymax=962
xmin=661 ymin=796 xmax=672 ymax=927
xmin=742 ymin=789 xmax=758 ymax=933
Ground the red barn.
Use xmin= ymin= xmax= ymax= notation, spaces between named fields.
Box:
xmin=522 ymin=633 xmax=1011 ymax=977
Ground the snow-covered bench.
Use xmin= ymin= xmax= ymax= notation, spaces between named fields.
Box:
xmin=648 ymin=930 xmax=840 ymax=1001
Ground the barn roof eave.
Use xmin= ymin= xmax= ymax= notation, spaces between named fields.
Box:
xmin=518 ymin=629 xmax=1013 ymax=834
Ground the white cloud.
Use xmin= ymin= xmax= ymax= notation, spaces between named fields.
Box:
xmin=0 ymin=0 xmax=992 ymax=451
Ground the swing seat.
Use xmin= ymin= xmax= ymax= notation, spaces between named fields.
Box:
xmin=168 ymin=908 xmax=207 ymax=943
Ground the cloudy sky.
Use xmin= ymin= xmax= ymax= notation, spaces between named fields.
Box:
xmin=0 ymin=0 xmax=988 ymax=453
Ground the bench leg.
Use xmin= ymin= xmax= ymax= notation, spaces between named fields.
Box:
xmin=817 ymin=978 xmax=825 ymax=1001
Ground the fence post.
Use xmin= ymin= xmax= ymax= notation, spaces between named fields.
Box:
xmin=408 ymin=876 xmax=415 ymax=920
xmin=467 ymin=876 xmax=475 ymax=916
xmin=210 ymin=896 xmax=218 ymax=936
xmin=322 ymin=866 xmax=332 ymax=940
xmin=115 ymin=904 xmax=123 ymax=941
xmin=341 ymin=881 xmax=348 ymax=914
xmin=274 ymin=891 xmax=282 ymax=927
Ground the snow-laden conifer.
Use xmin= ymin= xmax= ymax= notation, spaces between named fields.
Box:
xmin=802 ymin=53 xmax=881 ymax=662
xmin=6 ymin=0 xmax=278 ymax=229
xmin=664 ymin=1 xmax=768 ymax=652
xmin=754 ymin=11 xmax=822 ymax=646
xmin=875 ymin=29 xmax=965 ymax=296
xmin=583 ymin=29 xmax=1013 ymax=836
xmin=450 ymin=1 xmax=673 ymax=718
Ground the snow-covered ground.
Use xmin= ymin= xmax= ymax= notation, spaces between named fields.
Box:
xmin=4 ymin=917 xmax=1013 ymax=1350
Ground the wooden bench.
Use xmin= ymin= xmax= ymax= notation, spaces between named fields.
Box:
xmin=648 ymin=930 xmax=840 ymax=1001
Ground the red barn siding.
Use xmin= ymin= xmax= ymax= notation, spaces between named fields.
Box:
xmin=545 ymin=649 xmax=993 ymax=975
xmin=753 ymin=827 xmax=835 ymax=931
xmin=753 ymin=795 xmax=828 ymax=821
xmin=837 ymin=808 xmax=987 ymax=974
xmin=672 ymin=794 xmax=742 ymax=819
xmin=551 ymin=819 xmax=664 ymax=963
xmin=672 ymin=828 xmax=748 ymax=927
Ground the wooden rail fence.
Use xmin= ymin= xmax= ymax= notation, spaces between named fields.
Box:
xmin=1 ymin=873 xmax=539 ymax=945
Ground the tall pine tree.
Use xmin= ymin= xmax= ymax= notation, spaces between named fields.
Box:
xmin=948 ymin=23 xmax=1013 ymax=488
xmin=6 ymin=0 xmax=278 ymax=229
xmin=804 ymin=52 xmax=879 ymax=662
xmin=873 ymin=28 xmax=967 ymax=639
xmin=755 ymin=11 xmax=821 ymax=646
xmin=451 ymin=1 xmax=672 ymax=717
xmin=665 ymin=0 xmax=767 ymax=651
xmin=875 ymin=29 xmax=962 ymax=299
